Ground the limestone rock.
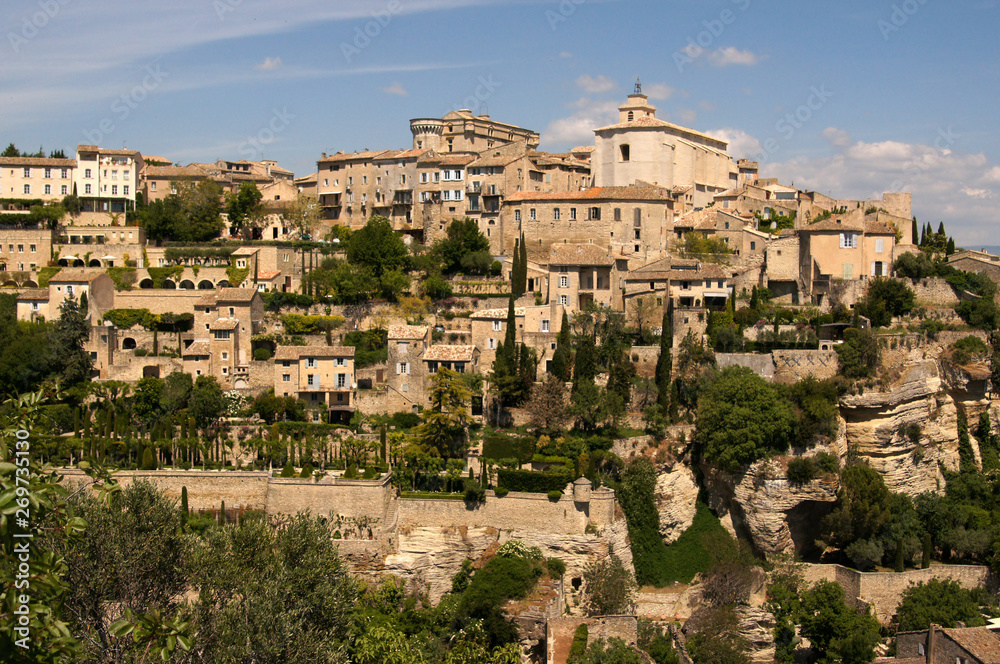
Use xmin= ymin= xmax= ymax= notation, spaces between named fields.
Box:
xmin=655 ymin=465 xmax=699 ymax=544
xmin=383 ymin=526 xmax=498 ymax=602
xmin=702 ymin=458 xmax=839 ymax=556
xmin=737 ymin=606 xmax=777 ymax=663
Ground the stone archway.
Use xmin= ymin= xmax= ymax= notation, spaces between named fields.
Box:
xmin=122 ymin=338 xmax=137 ymax=350
xmin=161 ymin=280 xmax=177 ymax=290
xmin=179 ymin=280 xmax=195 ymax=290
xmin=198 ymin=279 xmax=214 ymax=290
xmin=139 ymin=279 xmax=154 ymax=289
xmin=142 ymin=365 xmax=160 ymax=378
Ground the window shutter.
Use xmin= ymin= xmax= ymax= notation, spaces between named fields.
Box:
xmin=396 ymin=363 xmax=401 ymax=375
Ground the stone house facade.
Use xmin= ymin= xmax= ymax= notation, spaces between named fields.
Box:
xmin=274 ymin=345 xmax=357 ymax=423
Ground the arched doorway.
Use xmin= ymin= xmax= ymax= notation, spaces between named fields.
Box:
xmin=198 ymin=280 xmax=214 ymax=290
xmin=161 ymin=280 xmax=177 ymax=289
xmin=139 ymin=279 xmax=154 ymax=289
xmin=122 ymin=338 xmax=137 ymax=350
xmin=179 ymin=280 xmax=195 ymax=290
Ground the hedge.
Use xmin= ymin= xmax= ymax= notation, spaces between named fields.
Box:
xmin=497 ymin=468 xmax=572 ymax=493
xmin=483 ymin=435 xmax=535 ymax=463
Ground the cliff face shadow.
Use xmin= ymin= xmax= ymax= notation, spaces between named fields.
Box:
xmin=786 ymin=500 xmax=836 ymax=560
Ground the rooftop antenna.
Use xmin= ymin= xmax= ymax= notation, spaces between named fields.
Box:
xmin=634 ymin=77 xmax=642 ymax=95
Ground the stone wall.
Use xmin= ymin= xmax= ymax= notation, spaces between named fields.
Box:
xmin=59 ymin=469 xmax=270 ymax=510
xmin=716 ymin=353 xmax=775 ymax=379
xmin=114 ymin=290 xmax=208 ymax=315
xmin=398 ymin=488 xmax=615 ymax=535
xmin=772 ymin=349 xmax=839 ymax=383
xmin=546 ymin=616 xmax=638 ymax=664
xmin=629 ymin=345 xmax=660 ymax=379
xmin=801 ymin=563 xmax=991 ymax=623
xmin=905 ymin=276 xmax=959 ymax=307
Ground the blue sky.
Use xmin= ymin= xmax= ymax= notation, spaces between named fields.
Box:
xmin=2 ymin=0 xmax=998 ymax=244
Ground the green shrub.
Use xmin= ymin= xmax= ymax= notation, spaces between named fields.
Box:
xmin=253 ymin=347 xmax=272 ymax=361
xmin=464 ymin=479 xmax=486 ymax=504
xmin=497 ymin=468 xmax=572 ymax=493
xmin=547 ymin=490 xmax=563 ymax=501
xmin=483 ymin=435 xmax=535 ymax=463
xmin=786 ymin=457 xmax=817 ymax=485
xmin=343 ymin=464 xmax=358 ymax=479
xmin=546 ymin=557 xmax=567 ymax=577
xmin=387 ymin=411 xmax=421 ymax=430
xmin=133 ymin=348 xmax=149 ymax=357
xmin=299 ymin=464 xmax=314 ymax=479
xmin=568 ymin=624 xmax=589 ymax=664
xmin=814 ymin=451 xmax=839 ymax=474
xmin=362 ymin=466 xmax=378 ymax=480
xmin=494 ymin=486 xmax=509 ymax=497
xmin=280 ymin=461 xmax=294 ymax=477
xmin=956 ymin=298 xmax=1000 ymax=331
xmin=950 ymin=335 xmax=989 ymax=365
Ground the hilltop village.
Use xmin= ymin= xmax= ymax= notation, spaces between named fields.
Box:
xmin=4 ymin=86 xmax=1000 ymax=664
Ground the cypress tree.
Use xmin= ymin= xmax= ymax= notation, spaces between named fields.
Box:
xmin=958 ymin=410 xmax=976 ymax=473
xmin=911 ymin=217 xmax=918 ymax=246
xmin=379 ymin=425 xmax=387 ymax=461
xmin=946 ymin=237 xmax=956 ymax=255
xmin=571 ymin=337 xmax=597 ymax=394
xmin=921 ymin=533 xmax=932 ymax=569
xmin=668 ymin=379 xmax=680 ymax=422
xmin=510 ymin=238 xmax=521 ymax=296
xmin=180 ymin=486 xmax=189 ymax=519
xmin=551 ymin=311 xmax=573 ymax=381
xmin=894 ymin=538 xmax=905 ymax=572
xmin=140 ymin=446 xmax=156 ymax=470
xmin=655 ymin=310 xmax=673 ymax=409
xmin=220 ymin=500 xmax=226 ymax=525
xmin=937 ymin=221 xmax=946 ymax=237
xmin=920 ymin=223 xmax=928 ymax=246
xmin=518 ymin=231 xmax=528 ymax=295
xmin=73 ymin=408 xmax=80 ymax=438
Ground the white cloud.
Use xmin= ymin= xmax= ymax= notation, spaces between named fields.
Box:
xmin=705 ymin=128 xmax=762 ymax=160
xmin=822 ymin=126 xmax=852 ymax=148
xmin=760 ymin=136 xmax=1000 ymax=246
xmin=382 ymin=82 xmax=408 ymax=96
xmin=559 ymin=51 xmax=573 ymax=58
xmin=707 ymin=47 xmax=760 ymax=67
xmin=541 ymin=98 xmax=618 ymax=148
xmin=255 ymin=57 xmax=282 ymax=71
xmin=576 ymin=74 xmax=616 ymax=94
xmin=644 ymin=83 xmax=674 ymax=100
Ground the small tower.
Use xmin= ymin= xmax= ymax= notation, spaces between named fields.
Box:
xmin=618 ymin=79 xmax=657 ymax=124
xmin=573 ymin=476 xmax=592 ymax=503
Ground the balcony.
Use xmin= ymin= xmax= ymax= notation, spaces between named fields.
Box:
xmin=467 ymin=181 xmax=483 ymax=193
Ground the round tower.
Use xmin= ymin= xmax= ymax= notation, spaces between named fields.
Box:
xmin=409 ymin=118 xmax=444 ymax=151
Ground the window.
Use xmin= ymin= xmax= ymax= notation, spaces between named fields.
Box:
xmin=427 ymin=361 xmax=438 ymax=374
xmin=540 ymin=319 xmax=550 ymax=332
xmin=492 ymin=320 xmax=502 ymax=331
xmin=362 ymin=175 xmax=367 ymax=185
xmin=305 ymin=358 xmax=317 ymax=368
xmin=514 ymin=210 xmax=521 ymax=222
xmin=397 ymin=341 xmax=408 ymax=353
xmin=627 ymin=111 xmax=634 ymax=121
xmin=61 ymin=169 xmax=68 ymax=178
xmin=85 ymin=168 xmax=92 ymax=178
xmin=619 ymin=144 xmax=630 ymax=162
xmin=221 ymin=352 xmax=228 ymax=360
xmin=44 ymin=168 xmax=51 ymax=178
xmin=23 ymin=168 xmax=30 ymax=177
xmin=559 ymin=275 xmax=569 ymax=288
xmin=44 ymin=184 xmax=51 ymax=195
xmin=875 ymin=238 xmax=885 ymax=254
xmin=750 ymin=241 xmax=756 ymax=251
xmin=85 ymin=184 xmax=91 ymax=194
xmin=420 ymin=172 xmax=428 ymax=183
xmin=214 ymin=330 xmax=231 ymax=340
xmin=111 ymin=185 xmax=118 ymax=195
xmin=529 ymin=208 xmax=536 ymax=220
xmin=553 ymin=208 xmax=560 ymax=220
xmin=843 ymin=262 xmax=854 ymax=279
xmin=29 ymin=244 xmax=35 ymax=253
xmin=397 ymin=362 xmax=409 ymax=375
xmin=60 ymin=185 xmax=67 ymax=195
xmin=151 ymin=182 xmax=157 ymax=191
xmin=839 ymin=232 xmax=858 ymax=249
xmin=124 ymin=186 xmax=129 ymax=196
xmin=282 ymin=374 xmax=290 ymax=382
xmin=558 ymin=294 xmax=569 ymax=306
xmin=336 ymin=373 xmax=347 ymax=388
xmin=614 ymin=208 xmax=621 ymax=221
xmin=17 ymin=245 xmax=23 ymax=253
xmin=589 ymin=207 xmax=601 ymax=220
xmin=23 ymin=184 xmax=30 ymax=194
xmin=335 ymin=357 xmax=346 ymax=367
xmin=306 ymin=374 xmax=315 ymax=386
xmin=487 ymin=338 xmax=496 ymax=349
xmin=570 ymin=208 xmax=577 ymax=220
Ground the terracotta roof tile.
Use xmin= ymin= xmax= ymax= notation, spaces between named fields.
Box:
xmin=210 ymin=318 xmax=239 ymax=331
xmin=423 ymin=345 xmax=477 ymax=362
xmin=0 ymin=157 xmax=76 ymax=168
xmin=318 ymin=150 xmax=389 ymax=164
xmin=215 ymin=287 xmax=258 ymax=302
xmin=273 ymin=345 xmax=355 ymax=360
xmin=17 ymin=288 xmax=48 ymax=300
xmin=388 ymin=325 xmax=428 ymax=340
xmin=471 ymin=307 xmax=524 ymax=320
xmin=548 ymin=243 xmax=614 ymax=266
xmin=942 ymin=627 xmax=1000 ymax=659
xmin=183 ymin=341 xmax=211 ymax=356
xmin=49 ymin=268 xmax=105 ymax=283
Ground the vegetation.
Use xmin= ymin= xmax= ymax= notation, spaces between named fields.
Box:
xmin=138 ymin=180 xmax=227 ymax=242
xmin=896 ymin=579 xmax=992 ymax=631
xmin=582 ymin=554 xmax=636 ymax=616
xmin=856 ymin=276 xmax=915 ymax=327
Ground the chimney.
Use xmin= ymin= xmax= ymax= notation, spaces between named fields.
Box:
xmin=927 ymin=623 xmax=937 ymax=664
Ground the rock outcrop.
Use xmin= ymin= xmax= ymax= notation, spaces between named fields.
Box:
xmin=702 ymin=458 xmax=839 ymax=556
xmin=655 ymin=464 xmax=699 ymax=544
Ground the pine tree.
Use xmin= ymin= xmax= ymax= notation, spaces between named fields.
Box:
xmin=551 ymin=311 xmax=573 ymax=381
xmin=937 ymin=221 xmax=946 ymax=237
xmin=655 ymin=310 xmax=673 ymax=409
xmin=491 ymin=296 xmax=536 ymax=407
xmin=911 ymin=217 xmax=919 ymax=246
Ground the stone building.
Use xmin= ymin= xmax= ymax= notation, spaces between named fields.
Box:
xmin=888 ymin=624 xmax=1000 ymax=664
xmin=591 ymin=86 xmax=737 ymax=208
xmin=544 ymin=243 xmax=626 ymax=312
xmin=274 ymin=345 xmax=357 ymax=423
xmin=798 ymin=211 xmax=898 ymax=307
xmin=409 ymin=109 xmax=539 ymax=153
xmin=0 ymin=155 xmax=76 ymax=203
xmin=43 ymin=268 xmax=115 ymax=322
xmin=191 ymin=288 xmax=264 ymax=387
xmin=74 ymin=145 xmax=143 ymax=214
xmin=504 ymin=185 xmax=675 ymax=260
xmin=624 ymin=257 xmax=734 ymax=311
xmin=0 ymin=226 xmax=52 ymax=272
xmin=386 ymin=325 xmax=432 ymax=413
xmin=470 ymin=303 xmax=565 ymax=378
